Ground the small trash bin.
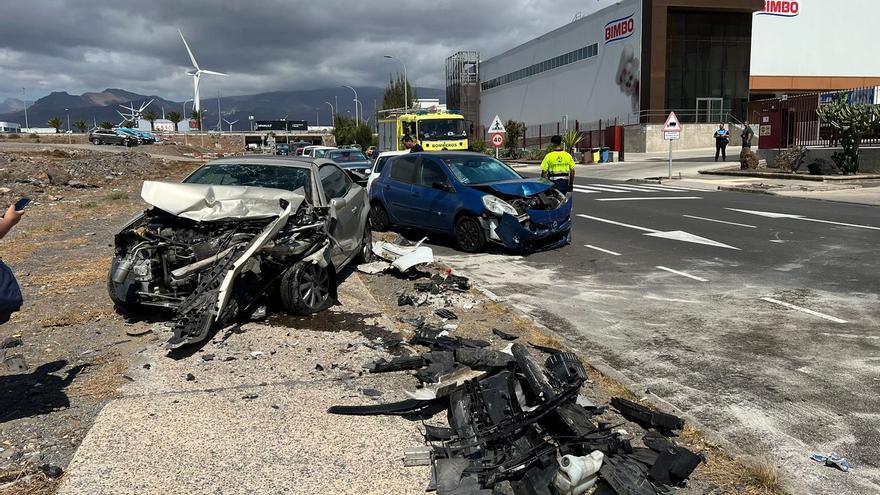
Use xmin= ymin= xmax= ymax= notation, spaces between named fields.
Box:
xmin=591 ymin=148 xmax=601 ymax=163
xmin=600 ymin=147 xmax=610 ymax=163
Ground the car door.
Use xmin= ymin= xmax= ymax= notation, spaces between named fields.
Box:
xmin=410 ymin=157 xmax=458 ymax=231
xmin=319 ymin=164 xmax=361 ymax=267
xmin=381 ymin=155 xmax=418 ymax=226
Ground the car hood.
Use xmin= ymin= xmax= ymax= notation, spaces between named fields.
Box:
xmin=473 ymin=178 xmax=554 ymax=198
xmin=141 ymin=181 xmax=306 ymax=222
xmin=337 ymin=161 xmax=372 ymax=169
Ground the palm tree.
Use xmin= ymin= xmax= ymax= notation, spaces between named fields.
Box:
xmin=73 ymin=120 xmax=88 ymax=133
xmin=167 ymin=111 xmax=182 ymax=131
xmin=561 ymin=129 xmax=584 ymax=153
xmin=191 ymin=110 xmax=202 ymax=131
xmin=99 ymin=121 xmax=114 ymax=129
xmin=47 ymin=117 xmax=63 ymax=133
xmin=142 ymin=110 xmax=158 ymax=130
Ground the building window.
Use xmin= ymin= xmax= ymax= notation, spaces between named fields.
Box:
xmin=481 ymin=43 xmax=598 ymax=91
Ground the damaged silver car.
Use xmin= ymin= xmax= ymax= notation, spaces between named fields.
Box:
xmin=108 ymin=157 xmax=372 ymax=348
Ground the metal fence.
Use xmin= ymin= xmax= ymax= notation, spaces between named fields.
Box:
xmin=746 ymin=86 xmax=880 ymax=149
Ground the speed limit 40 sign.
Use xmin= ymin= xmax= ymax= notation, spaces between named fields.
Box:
xmin=491 ymin=132 xmax=504 ymax=148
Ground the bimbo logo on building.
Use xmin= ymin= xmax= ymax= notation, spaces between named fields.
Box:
xmin=604 ymin=13 xmax=635 ymax=44
xmin=758 ymin=0 xmax=800 ymax=17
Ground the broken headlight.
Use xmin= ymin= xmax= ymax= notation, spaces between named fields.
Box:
xmin=482 ymin=195 xmax=517 ymax=217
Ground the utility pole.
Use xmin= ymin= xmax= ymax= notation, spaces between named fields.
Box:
xmin=21 ymin=88 xmax=29 ymax=130
xmin=65 ymin=108 xmax=70 ymax=144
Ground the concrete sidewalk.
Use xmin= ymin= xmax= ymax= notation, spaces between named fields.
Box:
xmin=57 ymin=274 xmax=431 ymax=495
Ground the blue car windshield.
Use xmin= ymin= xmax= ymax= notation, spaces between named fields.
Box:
xmin=442 ymin=156 xmax=521 ymax=185
xmin=328 ymin=150 xmax=368 ymax=162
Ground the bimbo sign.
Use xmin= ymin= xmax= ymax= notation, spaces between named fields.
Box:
xmin=604 ymin=13 xmax=635 ymax=44
xmin=757 ymin=0 xmax=800 ymax=17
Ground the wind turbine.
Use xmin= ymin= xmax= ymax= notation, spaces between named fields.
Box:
xmin=178 ymin=29 xmax=227 ymax=127
xmin=223 ymin=119 xmax=239 ymax=132
xmin=118 ymin=99 xmax=154 ymax=126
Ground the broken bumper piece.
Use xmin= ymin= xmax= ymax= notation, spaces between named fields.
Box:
xmin=494 ymin=195 xmax=573 ymax=254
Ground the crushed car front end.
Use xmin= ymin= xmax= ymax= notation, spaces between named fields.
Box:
xmin=108 ymin=180 xmax=331 ymax=348
xmin=472 ymin=180 xmax=572 ymax=254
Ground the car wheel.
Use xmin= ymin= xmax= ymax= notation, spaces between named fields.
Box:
xmin=92 ymin=138 xmax=101 ymax=145
xmin=356 ymin=223 xmax=374 ymax=264
xmin=370 ymin=202 xmax=390 ymax=232
xmin=455 ymin=215 xmax=486 ymax=253
xmin=106 ymin=265 xmax=143 ymax=317
xmin=279 ymin=261 xmax=333 ymax=315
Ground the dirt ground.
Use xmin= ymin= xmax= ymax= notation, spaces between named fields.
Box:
xmin=0 ymin=146 xmax=786 ymax=494
xmin=0 ymin=133 xmax=249 ymax=158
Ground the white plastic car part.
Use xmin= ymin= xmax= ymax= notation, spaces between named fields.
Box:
xmin=553 ymin=450 xmax=604 ymax=495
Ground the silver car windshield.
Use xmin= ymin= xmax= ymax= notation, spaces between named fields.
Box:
xmin=185 ymin=163 xmax=313 ymax=200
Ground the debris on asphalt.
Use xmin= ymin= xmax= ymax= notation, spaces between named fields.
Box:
xmin=398 ymin=294 xmax=416 ymax=306
xmin=811 ymin=452 xmax=851 ymax=472
xmin=1 ymin=335 xmax=23 ymax=348
xmin=357 ymin=261 xmax=391 ymax=275
xmin=372 ymin=237 xmax=434 ymax=273
xmin=185 ymin=373 xmax=196 ymax=381
xmin=201 ymin=353 xmax=215 ymax=361
xmin=39 ymin=463 xmax=64 ymax=478
xmin=242 ymin=394 xmax=259 ymax=400
xmin=492 ymin=328 xmax=519 ymax=341
xmin=330 ymin=340 xmax=702 ymax=494
xmin=414 ymin=273 xmax=471 ymax=294
xmin=403 ymin=447 xmax=433 ymax=467
xmin=434 ymin=308 xmax=458 ymax=320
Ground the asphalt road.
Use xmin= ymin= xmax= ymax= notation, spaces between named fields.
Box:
xmin=429 ymin=176 xmax=880 ymax=494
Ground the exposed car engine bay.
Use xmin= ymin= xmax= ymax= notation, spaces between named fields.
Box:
xmin=108 ymin=181 xmax=333 ymax=348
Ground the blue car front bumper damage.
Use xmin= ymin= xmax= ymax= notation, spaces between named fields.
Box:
xmin=494 ymin=194 xmax=573 ymax=253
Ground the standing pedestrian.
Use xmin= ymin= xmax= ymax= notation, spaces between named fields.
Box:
xmin=402 ymin=135 xmax=423 ymax=153
xmin=740 ymin=121 xmax=755 ymax=148
xmin=540 ymin=135 xmax=576 ymax=194
xmin=714 ymin=124 xmax=730 ymax=161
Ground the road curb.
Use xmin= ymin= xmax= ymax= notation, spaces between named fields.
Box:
xmin=717 ymin=185 xmax=777 ymax=195
xmin=699 ymin=168 xmax=880 ymax=182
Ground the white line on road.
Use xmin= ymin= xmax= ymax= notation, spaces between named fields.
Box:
xmin=626 ymin=183 xmax=691 ymax=191
xmin=574 ymin=184 xmax=634 ymax=192
xmin=819 ymin=332 xmax=880 ymax=340
xmin=682 ymin=214 xmax=756 ymax=228
xmin=613 ymin=184 xmax=689 ymax=192
xmin=760 ymin=297 xmax=848 ymax=323
xmin=576 ymin=214 xmax=659 ymax=233
xmin=656 ymin=266 xmax=708 ymax=282
xmin=596 ymin=196 xmax=703 ymax=202
xmin=586 ymin=184 xmax=675 ymax=192
xmin=799 ymin=217 xmax=880 ymax=231
xmin=572 ymin=187 xmax=600 ymax=194
xmin=727 ymin=208 xmax=880 ymax=231
xmin=584 ymin=244 xmax=622 ymax=256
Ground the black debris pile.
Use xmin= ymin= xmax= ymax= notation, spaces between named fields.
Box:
xmin=415 ymin=273 xmax=471 ymax=294
xmin=331 ymin=340 xmax=703 ymax=494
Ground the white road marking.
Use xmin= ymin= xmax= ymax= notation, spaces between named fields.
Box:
xmin=590 ymin=184 xmax=671 ymax=192
xmin=645 ymin=230 xmax=741 ymax=250
xmin=571 ymin=187 xmax=600 ymax=194
xmin=682 ymin=214 xmax=756 ymax=228
xmin=644 ymin=295 xmax=700 ymax=304
xmin=819 ymin=332 xmax=880 ymax=340
xmin=576 ymin=214 xmax=659 ymax=233
xmin=620 ymin=184 xmax=689 ymax=192
xmin=596 ymin=196 xmax=703 ymax=201
xmin=584 ymin=244 xmax=622 ymax=256
xmin=760 ymin=297 xmax=848 ymax=324
xmin=576 ymin=214 xmax=740 ymax=249
xmin=575 ymin=184 xmax=634 ymax=192
xmin=656 ymin=266 xmax=708 ymax=282
xmin=728 ymin=208 xmax=880 ymax=231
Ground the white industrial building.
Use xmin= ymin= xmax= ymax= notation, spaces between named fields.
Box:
xmin=0 ymin=122 xmax=21 ymax=133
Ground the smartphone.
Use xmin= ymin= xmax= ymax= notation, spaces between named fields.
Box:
xmin=14 ymin=197 xmax=31 ymax=211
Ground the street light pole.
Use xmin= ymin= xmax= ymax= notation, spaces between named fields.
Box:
xmin=65 ymin=108 xmax=70 ymax=144
xmin=384 ymin=55 xmax=408 ymax=114
xmin=342 ymin=85 xmax=359 ymax=124
xmin=324 ymin=101 xmax=335 ymax=125
xmin=21 ymin=88 xmax=29 ymax=130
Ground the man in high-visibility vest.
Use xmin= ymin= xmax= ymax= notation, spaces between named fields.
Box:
xmin=540 ymin=135 xmax=576 ymax=194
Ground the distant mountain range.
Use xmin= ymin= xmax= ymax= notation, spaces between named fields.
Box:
xmin=0 ymin=87 xmax=445 ymax=131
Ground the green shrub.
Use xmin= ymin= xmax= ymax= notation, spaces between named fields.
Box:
xmin=107 ymin=191 xmax=128 ymax=200
xmin=7 ymin=133 xmax=20 ymax=139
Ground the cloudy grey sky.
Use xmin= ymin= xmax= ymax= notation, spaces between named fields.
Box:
xmin=0 ymin=0 xmax=612 ymax=102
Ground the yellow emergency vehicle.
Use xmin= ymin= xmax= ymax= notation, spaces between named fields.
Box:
xmin=378 ymin=111 xmax=469 ymax=151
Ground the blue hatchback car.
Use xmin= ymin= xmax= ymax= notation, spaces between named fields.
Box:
xmin=369 ymin=152 xmax=572 ymax=253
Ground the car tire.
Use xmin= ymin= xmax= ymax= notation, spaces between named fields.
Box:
xmin=92 ymin=138 xmax=101 ymax=145
xmin=355 ymin=223 xmax=374 ymax=264
xmin=279 ymin=261 xmax=333 ymax=315
xmin=106 ymin=266 xmax=144 ymax=317
xmin=370 ymin=202 xmax=391 ymax=232
xmin=455 ymin=215 xmax=486 ymax=253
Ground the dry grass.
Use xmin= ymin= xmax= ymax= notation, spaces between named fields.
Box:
xmin=0 ymin=471 xmax=60 ymax=495
xmin=28 ymin=256 xmax=110 ymax=296
xmin=36 ymin=305 xmax=117 ymax=328
xmin=67 ymin=353 xmax=126 ymax=401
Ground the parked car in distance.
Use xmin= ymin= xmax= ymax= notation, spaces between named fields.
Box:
xmin=89 ymin=128 xmax=134 ymax=146
xmin=326 ymin=149 xmax=372 ymax=185
xmin=302 ymin=145 xmax=336 ymax=158
xmin=114 ymin=128 xmax=144 ymax=145
xmin=275 ymin=143 xmax=290 ymax=155
xmin=369 ymin=152 xmax=572 ymax=253
xmin=312 ymin=147 xmax=338 ymax=159
xmin=367 ymin=150 xmax=407 ymax=193
xmin=131 ymin=129 xmax=156 ymax=144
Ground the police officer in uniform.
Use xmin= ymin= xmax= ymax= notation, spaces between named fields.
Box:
xmin=540 ymin=135 xmax=576 ymax=194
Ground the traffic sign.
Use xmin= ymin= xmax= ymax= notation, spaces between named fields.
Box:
xmin=664 ymin=131 xmax=680 ymax=141
xmin=491 ymin=132 xmax=504 ymax=148
xmin=488 ymin=115 xmax=506 ymax=134
xmin=662 ymin=112 xmax=682 ymax=132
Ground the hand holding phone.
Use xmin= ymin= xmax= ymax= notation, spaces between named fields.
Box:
xmin=14 ymin=197 xmax=30 ymax=212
